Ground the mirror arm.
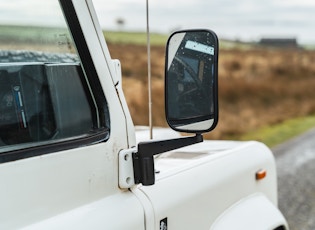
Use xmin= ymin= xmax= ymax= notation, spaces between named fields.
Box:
xmin=132 ymin=134 xmax=203 ymax=186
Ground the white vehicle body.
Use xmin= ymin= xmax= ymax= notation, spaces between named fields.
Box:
xmin=0 ymin=0 xmax=288 ymax=229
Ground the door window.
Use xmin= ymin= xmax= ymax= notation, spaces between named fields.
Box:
xmin=0 ymin=0 xmax=108 ymax=158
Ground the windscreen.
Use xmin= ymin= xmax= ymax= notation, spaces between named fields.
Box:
xmin=0 ymin=0 xmax=97 ymax=149
xmin=0 ymin=0 xmax=77 ymax=61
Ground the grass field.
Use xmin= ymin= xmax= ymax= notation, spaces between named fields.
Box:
xmin=104 ymin=31 xmax=168 ymax=46
xmin=241 ymin=115 xmax=315 ymax=147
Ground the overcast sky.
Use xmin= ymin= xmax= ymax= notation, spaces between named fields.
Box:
xmin=0 ymin=0 xmax=314 ymax=44
xmin=93 ymin=0 xmax=315 ymax=44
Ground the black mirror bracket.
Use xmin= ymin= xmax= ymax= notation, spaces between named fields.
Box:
xmin=132 ymin=134 xmax=203 ymax=186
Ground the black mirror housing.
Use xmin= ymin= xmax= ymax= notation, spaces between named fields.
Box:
xmin=132 ymin=29 xmax=219 ymax=186
xmin=165 ymin=29 xmax=219 ymax=134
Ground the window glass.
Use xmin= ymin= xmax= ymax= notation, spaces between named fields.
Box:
xmin=0 ymin=0 xmax=100 ymax=151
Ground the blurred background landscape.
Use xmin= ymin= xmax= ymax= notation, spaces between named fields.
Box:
xmin=90 ymin=0 xmax=315 ymax=147
xmin=105 ymin=31 xmax=315 ymax=146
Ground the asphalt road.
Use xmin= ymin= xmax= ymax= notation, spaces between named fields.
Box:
xmin=273 ymin=128 xmax=315 ymax=230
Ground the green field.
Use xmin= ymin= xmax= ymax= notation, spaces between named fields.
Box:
xmin=241 ymin=115 xmax=315 ymax=147
xmin=103 ymin=31 xmax=168 ymax=46
xmin=1 ymin=25 xmax=302 ymax=49
xmin=0 ymin=25 xmax=68 ymax=43
xmin=1 ymin=25 xmax=313 ymax=49
xmin=103 ymin=31 xmax=258 ymax=49
xmin=0 ymin=25 xmax=168 ymax=46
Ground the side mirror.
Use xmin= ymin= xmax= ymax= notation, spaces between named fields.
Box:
xmin=165 ymin=29 xmax=219 ymax=133
xmin=131 ymin=29 xmax=219 ymax=186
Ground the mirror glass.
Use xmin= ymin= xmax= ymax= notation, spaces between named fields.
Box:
xmin=165 ymin=30 xmax=218 ymax=133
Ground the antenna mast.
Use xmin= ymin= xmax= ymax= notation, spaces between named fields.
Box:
xmin=146 ymin=0 xmax=153 ymax=139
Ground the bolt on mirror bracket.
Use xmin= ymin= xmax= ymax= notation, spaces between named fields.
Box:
xmin=133 ymin=134 xmax=203 ymax=186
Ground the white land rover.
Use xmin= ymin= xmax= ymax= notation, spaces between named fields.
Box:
xmin=0 ymin=0 xmax=288 ymax=229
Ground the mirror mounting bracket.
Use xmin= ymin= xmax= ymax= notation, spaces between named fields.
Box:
xmin=132 ymin=134 xmax=203 ymax=186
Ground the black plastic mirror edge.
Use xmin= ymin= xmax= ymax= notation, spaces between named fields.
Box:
xmin=164 ymin=29 xmax=219 ymax=134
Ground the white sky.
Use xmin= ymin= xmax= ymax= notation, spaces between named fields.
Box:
xmin=92 ymin=0 xmax=315 ymax=44
xmin=0 ymin=0 xmax=314 ymax=44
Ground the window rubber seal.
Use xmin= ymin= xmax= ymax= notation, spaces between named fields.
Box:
xmin=0 ymin=130 xmax=109 ymax=163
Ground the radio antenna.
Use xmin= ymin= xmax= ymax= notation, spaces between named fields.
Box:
xmin=146 ymin=0 xmax=153 ymax=139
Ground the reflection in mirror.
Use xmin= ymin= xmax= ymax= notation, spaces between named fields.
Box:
xmin=165 ymin=30 xmax=218 ymax=133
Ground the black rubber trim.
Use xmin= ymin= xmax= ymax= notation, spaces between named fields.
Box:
xmin=0 ymin=130 xmax=109 ymax=163
xmin=59 ymin=0 xmax=110 ymax=129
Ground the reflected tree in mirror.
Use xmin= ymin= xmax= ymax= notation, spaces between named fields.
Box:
xmin=165 ymin=30 xmax=218 ymax=133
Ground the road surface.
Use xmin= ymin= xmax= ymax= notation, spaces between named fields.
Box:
xmin=273 ymin=128 xmax=315 ymax=230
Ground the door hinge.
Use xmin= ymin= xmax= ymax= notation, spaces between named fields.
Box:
xmin=118 ymin=148 xmax=137 ymax=189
